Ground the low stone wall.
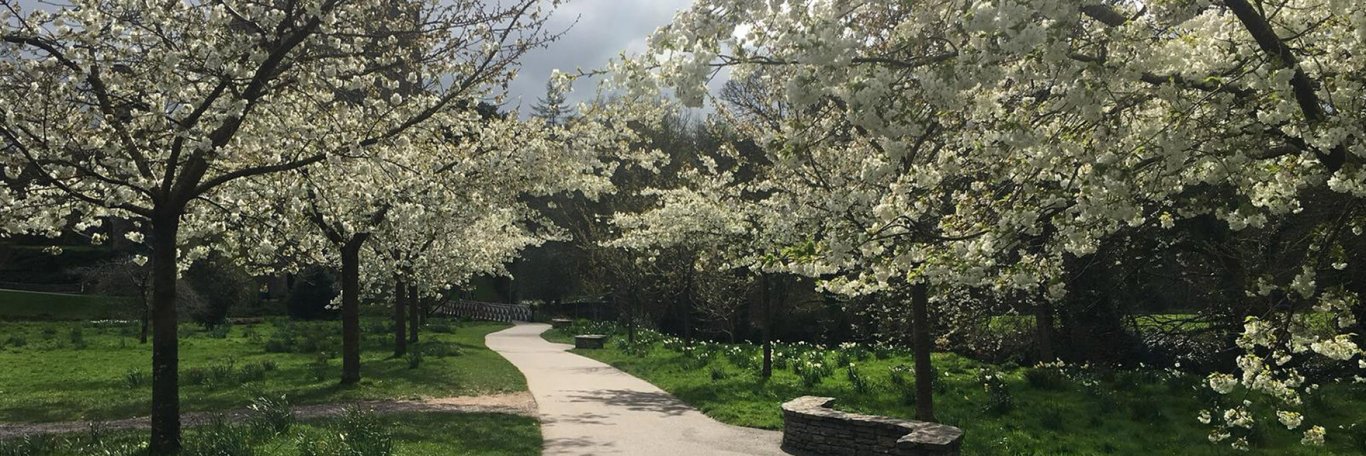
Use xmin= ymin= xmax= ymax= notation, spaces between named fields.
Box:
xmin=781 ymin=396 xmax=963 ymax=456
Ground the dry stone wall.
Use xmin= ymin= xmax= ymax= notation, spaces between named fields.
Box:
xmin=781 ymin=396 xmax=963 ymax=456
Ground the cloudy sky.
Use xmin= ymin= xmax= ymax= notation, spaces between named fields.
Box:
xmin=503 ymin=0 xmax=695 ymax=115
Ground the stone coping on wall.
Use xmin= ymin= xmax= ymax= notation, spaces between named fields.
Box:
xmin=781 ymin=396 xmax=963 ymax=456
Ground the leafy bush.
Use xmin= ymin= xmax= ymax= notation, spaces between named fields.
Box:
xmin=123 ymin=369 xmax=147 ymax=389
xmin=184 ymin=254 xmax=255 ymax=327
xmin=286 ymin=266 xmax=338 ymax=320
xmin=185 ymin=416 xmax=253 ymax=456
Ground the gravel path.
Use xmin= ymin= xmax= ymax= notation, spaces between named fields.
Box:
xmin=485 ymin=322 xmax=788 ymax=456
xmin=0 ymin=392 xmax=535 ymax=439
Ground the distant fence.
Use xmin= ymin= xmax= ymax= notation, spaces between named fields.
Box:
xmin=0 ymin=281 xmax=83 ymax=294
xmin=435 ymin=300 xmax=531 ymax=323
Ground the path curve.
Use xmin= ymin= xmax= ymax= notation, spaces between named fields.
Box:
xmin=486 ymin=322 xmax=788 ymax=456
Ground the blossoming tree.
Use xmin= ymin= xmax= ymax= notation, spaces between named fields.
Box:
xmin=0 ymin=0 xmax=563 ymax=451
xmin=622 ymin=0 xmax=1365 ymax=442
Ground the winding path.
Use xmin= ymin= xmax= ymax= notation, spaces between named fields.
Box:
xmin=485 ymin=322 xmax=788 ymax=456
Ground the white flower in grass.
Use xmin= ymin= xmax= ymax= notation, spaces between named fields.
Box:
xmin=1301 ymin=426 xmax=1326 ymax=446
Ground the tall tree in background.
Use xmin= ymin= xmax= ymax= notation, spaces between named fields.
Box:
xmin=532 ymin=76 xmax=572 ymax=125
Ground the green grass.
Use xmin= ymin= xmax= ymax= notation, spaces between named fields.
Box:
xmin=0 ymin=411 xmax=540 ymax=455
xmin=0 ymin=289 xmax=132 ymax=321
xmin=547 ymin=327 xmax=1366 ymax=455
xmin=0 ymin=319 xmax=525 ymax=422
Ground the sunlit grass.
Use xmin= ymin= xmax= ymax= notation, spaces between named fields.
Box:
xmin=0 ymin=319 xmax=524 ymax=422
xmin=548 ymin=327 xmax=1366 ymax=455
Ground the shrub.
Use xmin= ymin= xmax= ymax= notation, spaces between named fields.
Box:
xmin=1024 ymin=367 xmax=1068 ymax=391
xmin=407 ymin=351 xmax=422 ymax=369
xmin=123 ymin=369 xmax=147 ymax=389
xmin=286 ymin=266 xmax=338 ymax=320
xmin=184 ymin=416 xmax=252 ymax=456
xmin=246 ymin=395 xmax=294 ymax=438
xmin=184 ymin=253 xmax=255 ymax=327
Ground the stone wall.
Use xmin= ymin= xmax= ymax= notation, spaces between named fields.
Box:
xmin=781 ymin=396 xmax=963 ymax=456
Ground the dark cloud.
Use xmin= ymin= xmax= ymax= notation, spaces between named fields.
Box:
xmin=505 ymin=0 xmax=694 ymax=115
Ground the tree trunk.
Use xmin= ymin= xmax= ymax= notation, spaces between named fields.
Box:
xmin=139 ymin=303 xmax=150 ymax=344
xmin=910 ymin=281 xmax=936 ymax=422
xmin=393 ymin=279 xmax=407 ymax=357
xmin=148 ymin=212 xmax=182 ymax=454
xmin=1035 ymin=291 xmax=1055 ymax=362
xmin=760 ymin=273 xmax=772 ymax=379
xmin=408 ymin=285 xmax=419 ymax=343
xmin=340 ymin=236 xmax=367 ymax=385
xmin=682 ymin=266 xmax=694 ymax=347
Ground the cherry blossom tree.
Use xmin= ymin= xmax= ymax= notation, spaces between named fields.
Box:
xmin=1 ymin=0 xmax=561 ymax=451
xmin=621 ymin=0 xmax=1365 ymax=439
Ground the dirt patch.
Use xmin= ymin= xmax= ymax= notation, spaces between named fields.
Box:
xmin=0 ymin=392 xmax=537 ymax=439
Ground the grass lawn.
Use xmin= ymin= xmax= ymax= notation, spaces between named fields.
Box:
xmin=0 ymin=319 xmax=524 ymax=422
xmin=0 ymin=289 xmax=132 ymax=321
xmin=546 ymin=326 xmax=1366 ymax=455
xmin=0 ymin=411 xmax=539 ymax=455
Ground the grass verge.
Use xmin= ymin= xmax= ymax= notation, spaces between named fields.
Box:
xmin=544 ymin=325 xmax=1366 ymax=455
xmin=0 ymin=411 xmax=539 ymax=456
xmin=0 ymin=319 xmax=524 ymax=422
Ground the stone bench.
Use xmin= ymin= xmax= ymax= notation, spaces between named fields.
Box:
xmin=551 ymin=318 xmax=574 ymax=329
xmin=781 ymin=396 xmax=962 ymax=456
xmin=574 ymin=334 xmax=607 ymax=349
